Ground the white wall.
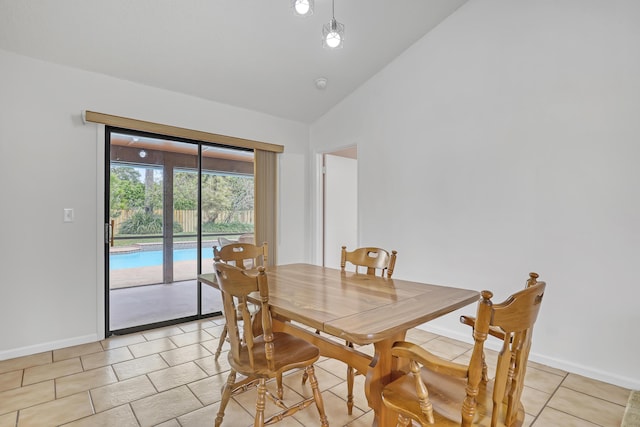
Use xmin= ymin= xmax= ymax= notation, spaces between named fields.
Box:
xmin=0 ymin=49 xmax=309 ymax=359
xmin=309 ymin=0 xmax=640 ymax=389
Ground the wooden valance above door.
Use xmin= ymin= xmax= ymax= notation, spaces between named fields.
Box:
xmin=82 ymin=110 xmax=284 ymax=153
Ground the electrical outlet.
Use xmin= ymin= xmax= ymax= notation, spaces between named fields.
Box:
xmin=64 ymin=208 xmax=74 ymax=222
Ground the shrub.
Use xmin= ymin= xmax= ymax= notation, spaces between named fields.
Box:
xmin=202 ymin=221 xmax=254 ymax=233
xmin=119 ymin=212 xmax=183 ymax=234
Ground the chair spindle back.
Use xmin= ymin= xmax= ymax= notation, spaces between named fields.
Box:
xmin=341 ymin=245 xmax=397 ymax=277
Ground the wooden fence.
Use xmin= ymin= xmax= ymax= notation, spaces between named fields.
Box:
xmin=111 ymin=210 xmax=253 ymax=234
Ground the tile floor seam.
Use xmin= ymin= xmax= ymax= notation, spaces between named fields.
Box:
xmin=98 ymin=386 xmax=151 ymax=417
xmin=0 ymin=383 xmax=54 ymax=417
xmin=231 ymin=394 xmax=265 ymax=425
xmin=559 ymin=386 xmax=626 ymax=426
xmin=13 ymin=390 xmax=87 ymax=427
xmin=53 ymin=350 xmax=99 ymax=363
xmin=144 ymin=373 xmax=160 ymax=394
xmin=558 ymin=373 xmax=631 ymax=406
xmin=158 ymin=385 xmax=206 ymax=425
xmin=127 ymin=402 xmax=143 ymax=427
xmin=184 ymin=384 xmax=204 ymax=410
xmin=549 ymin=378 xmax=621 ymax=427
xmin=545 ymin=405 xmax=610 ymax=427
xmin=528 ymin=370 xmax=570 ymax=426
xmin=561 ymin=382 xmax=631 ymax=407
xmin=326 ymin=387 xmax=350 ymax=409
xmin=167 ymin=336 xmax=181 ymax=348
xmin=522 ymin=374 xmax=566 ymax=395
xmin=86 ymin=388 xmax=98 ymax=414
xmin=25 ymin=357 xmax=85 ymax=384
xmin=185 ymin=382 xmax=208 ymax=408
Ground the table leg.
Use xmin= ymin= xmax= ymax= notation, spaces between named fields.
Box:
xmin=365 ymin=332 xmax=405 ymax=427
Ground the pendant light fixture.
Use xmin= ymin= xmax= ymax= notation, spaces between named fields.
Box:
xmin=322 ymin=0 xmax=344 ymax=49
xmin=292 ymin=0 xmax=313 ymax=17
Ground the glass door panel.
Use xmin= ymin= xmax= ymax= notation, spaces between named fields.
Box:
xmin=108 ymin=133 xmax=198 ymax=332
xmin=200 ymin=148 xmax=255 ymax=315
xmin=106 ymin=130 xmax=254 ymax=333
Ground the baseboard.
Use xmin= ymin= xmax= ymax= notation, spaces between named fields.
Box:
xmin=530 ymin=353 xmax=640 ymax=390
xmin=0 ymin=334 xmax=100 ymax=361
xmin=419 ymin=324 xmax=640 ymax=390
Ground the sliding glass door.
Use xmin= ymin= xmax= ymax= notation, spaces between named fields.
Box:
xmin=105 ymin=128 xmax=254 ymax=335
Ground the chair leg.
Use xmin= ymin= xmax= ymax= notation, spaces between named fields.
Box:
xmin=215 ymin=325 xmax=228 ymax=360
xmin=304 ymin=365 xmax=329 ymax=427
xmin=276 ymin=372 xmax=284 ymax=400
xmin=347 ymin=364 xmax=355 ymax=415
xmin=215 ymin=369 xmax=236 ymax=427
xmin=254 ymin=378 xmax=267 ymax=427
xmin=302 ymin=329 xmax=322 ymax=386
xmin=346 ymin=340 xmax=355 ymax=415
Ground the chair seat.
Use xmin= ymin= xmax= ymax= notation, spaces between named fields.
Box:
xmin=214 ymin=263 xmax=328 ymax=427
xmin=383 ymin=367 xmax=525 ymax=426
xmin=382 ymin=279 xmax=544 ymax=427
xmin=230 ymin=332 xmax=321 ymax=377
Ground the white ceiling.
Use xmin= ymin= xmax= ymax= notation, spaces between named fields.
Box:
xmin=0 ymin=0 xmax=467 ymax=123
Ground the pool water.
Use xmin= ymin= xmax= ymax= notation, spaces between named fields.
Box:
xmin=110 ymin=248 xmax=209 ymax=270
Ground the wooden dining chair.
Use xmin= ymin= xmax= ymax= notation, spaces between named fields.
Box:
xmin=340 ymin=245 xmax=397 ymax=278
xmin=213 ymin=243 xmax=268 ymax=359
xmin=213 ymin=242 xmax=285 ymax=395
xmin=459 ymin=272 xmax=541 ymax=382
xmin=341 ymin=245 xmax=397 ymax=414
xmin=213 ymin=262 xmax=329 ymax=427
xmin=214 ymin=241 xmax=268 ymax=271
xmin=381 ymin=279 xmax=546 ymax=427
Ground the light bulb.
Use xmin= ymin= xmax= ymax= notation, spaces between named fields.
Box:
xmin=325 ymin=32 xmax=341 ymax=48
xmin=293 ymin=0 xmax=312 ymax=16
xmin=322 ymin=17 xmax=344 ymax=49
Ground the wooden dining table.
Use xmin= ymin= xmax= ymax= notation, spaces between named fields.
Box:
xmin=199 ymin=263 xmax=479 ymax=427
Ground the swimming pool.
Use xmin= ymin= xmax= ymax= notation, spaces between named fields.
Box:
xmin=110 ymin=248 xmax=209 ymax=270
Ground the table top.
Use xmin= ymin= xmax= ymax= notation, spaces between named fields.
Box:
xmin=199 ymin=263 xmax=479 ymax=346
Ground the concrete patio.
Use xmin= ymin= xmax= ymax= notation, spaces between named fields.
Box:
xmin=109 ymin=259 xmax=220 ymax=331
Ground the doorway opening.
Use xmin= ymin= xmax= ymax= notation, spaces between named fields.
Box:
xmin=106 ymin=128 xmax=255 ymax=335
xmin=322 ymin=146 xmax=358 ymax=268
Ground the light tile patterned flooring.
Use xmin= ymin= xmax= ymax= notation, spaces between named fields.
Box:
xmin=0 ymin=317 xmax=631 ymax=427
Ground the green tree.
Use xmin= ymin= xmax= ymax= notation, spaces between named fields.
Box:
xmin=142 ymin=168 xmax=162 ymax=213
xmin=112 ymin=166 xmax=141 ymax=183
xmin=111 ymin=166 xmax=253 ymax=232
xmin=173 ymin=171 xmax=198 ymax=210
xmin=110 ymin=166 xmax=145 ymax=216
xmin=110 ymin=165 xmax=163 ymax=235
xmin=226 ymin=176 xmax=254 ymax=223
xmin=201 ymin=174 xmax=232 ymax=223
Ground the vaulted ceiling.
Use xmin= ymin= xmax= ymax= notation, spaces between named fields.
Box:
xmin=0 ymin=0 xmax=467 ymax=123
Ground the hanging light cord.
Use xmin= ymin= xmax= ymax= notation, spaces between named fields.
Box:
xmin=330 ymin=0 xmax=337 ymax=30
